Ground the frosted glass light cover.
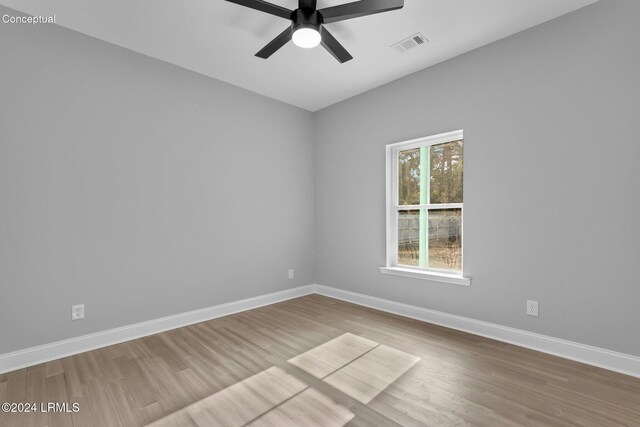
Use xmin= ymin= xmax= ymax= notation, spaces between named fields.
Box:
xmin=293 ymin=28 xmax=321 ymax=48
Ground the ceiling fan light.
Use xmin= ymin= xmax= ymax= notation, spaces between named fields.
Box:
xmin=292 ymin=27 xmax=321 ymax=48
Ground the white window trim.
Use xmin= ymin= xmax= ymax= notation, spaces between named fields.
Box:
xmin=383 ymin=130 xmax=471 ymax=286
xmin=379 ymin=267 xmax=471 ymax=286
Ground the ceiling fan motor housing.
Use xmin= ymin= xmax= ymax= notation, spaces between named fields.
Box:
xmin=291 ymin=8 xmax=323 ymax=34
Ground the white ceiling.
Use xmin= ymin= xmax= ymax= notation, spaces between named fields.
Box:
xmin=1 ymin=0 xmax=598 ymax=111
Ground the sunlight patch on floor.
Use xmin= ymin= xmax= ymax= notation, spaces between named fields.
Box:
xmin=289 ymin=333 xmax=421 ymax=404
xmin=147 ymin=366 xmax=353 ymax=426
xmin=288 ymin=332 xmax=378 ymax=378
xmin=324 ymin=344 xmax=420 ymax=404
xmin=248 ymin=388 xmax=354 ymax=426
xmin=148 ymin=333 xmax=419 ymax=426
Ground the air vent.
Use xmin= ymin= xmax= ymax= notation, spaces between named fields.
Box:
xmin=391 ymin=33 xmax=428 ymax=53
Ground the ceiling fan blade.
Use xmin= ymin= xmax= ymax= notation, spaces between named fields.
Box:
xmin=255 ymin=27 xmax=293 ymax=59
xmin=320 ymin=0 xmax=403 ymax=24
xmin=225 ymin=0 xmax=292 ymax=20
xmin=299 ymin=0 xmax=317 ymax=9
xmin=320 ymin=27 xmax=353 ymax=63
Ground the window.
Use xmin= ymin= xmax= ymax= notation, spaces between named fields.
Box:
xmin=381 ymin=130 xmax=470 ymax=285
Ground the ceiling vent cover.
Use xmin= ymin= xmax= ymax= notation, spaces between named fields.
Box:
xmin=391 ymin=32 xmax=428 ymax=53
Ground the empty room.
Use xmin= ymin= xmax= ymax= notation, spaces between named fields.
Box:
xmin=1 ymin=0 xmax=639 ymax=426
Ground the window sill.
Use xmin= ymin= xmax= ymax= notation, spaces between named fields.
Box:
xmin=379 ymin=267 xmax=471 ymax=286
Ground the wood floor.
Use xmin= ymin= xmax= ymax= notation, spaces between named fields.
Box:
xmin=1 ymin=294 xmax=639 ymax=426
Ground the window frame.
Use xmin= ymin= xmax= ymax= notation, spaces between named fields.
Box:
xmin=382 ymin=130 xmax=470 ymax=286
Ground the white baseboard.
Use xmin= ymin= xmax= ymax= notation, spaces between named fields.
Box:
xmin=3 ymin=283 xmax=639 ymax=379
xmin=0 ymin=285 xmax=315 ymax=375
xmin=313 ymin=284 xmax=640 ymax=378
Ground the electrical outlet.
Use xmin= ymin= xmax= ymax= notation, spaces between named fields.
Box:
xmin=71 ymin=304 xmax=85 ymax=320
xmin=288 ymin=269 xmax=294 ymax=279
xmin=526 ymin=300 xmax=539 ymax=317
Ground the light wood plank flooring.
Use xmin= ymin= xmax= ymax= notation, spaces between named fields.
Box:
xmin=1 ymin=294 xmax=639 ymax=426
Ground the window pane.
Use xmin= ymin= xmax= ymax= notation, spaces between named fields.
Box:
xmin=428 ymin=209 xmax=462 ymax=271
xmin=398 ymin=148 xmax=421 ymax=205
xmin=430 ymin=140 xmax=463 ymax=204
xmin=398 ymin=210 xmax=420 ymax=266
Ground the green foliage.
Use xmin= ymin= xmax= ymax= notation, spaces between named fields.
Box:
xmin=398 ymin=140 xmax=463 ymax=205
xmin=430 ymin=140 xmax=463 ymax=204
xmin=398 ymin=148 xmax=420 ymax=205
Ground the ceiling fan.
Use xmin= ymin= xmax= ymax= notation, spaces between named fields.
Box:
xmin=225 ymin=0 xmax=405 ymax=63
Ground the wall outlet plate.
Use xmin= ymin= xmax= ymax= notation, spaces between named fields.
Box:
xmin=526 ymin=300 xmax=539 ymax=317
xmin=72 ymin=304 xmax=85 ymax=320
xmin=288 ymin=269 xmax=294 ymax=279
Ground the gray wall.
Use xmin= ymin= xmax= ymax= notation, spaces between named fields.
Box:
xmin=0 ymin=6 xmax=315 ymax=354
xmin=314 ymin=0 xmax=640 ymax=356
